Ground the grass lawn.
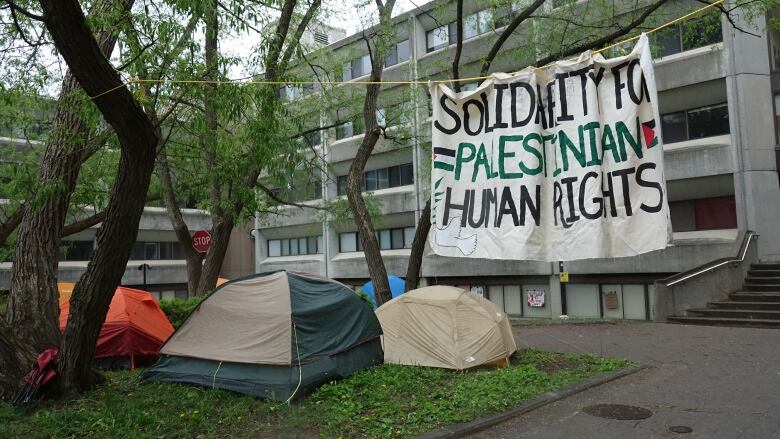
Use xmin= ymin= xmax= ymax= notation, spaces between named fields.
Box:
xmin=0 ymin=348 xmax=630 ymax=438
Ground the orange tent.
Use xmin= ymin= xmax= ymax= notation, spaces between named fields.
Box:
xmin=57 ymin=282 xmax=75 ymax=305
xmin=59 ymin=287 xmax=174 ymax=364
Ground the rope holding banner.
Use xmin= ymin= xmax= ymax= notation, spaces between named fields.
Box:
xmin=86 ymin=0 xmax=726 ymax=99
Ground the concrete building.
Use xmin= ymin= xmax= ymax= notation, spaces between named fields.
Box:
xmin=0 ymin=158 xmax=255 ymax=301
xmin=253 ymin=0 xmax=780 ymax=320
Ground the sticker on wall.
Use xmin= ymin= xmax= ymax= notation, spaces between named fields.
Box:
xmin=470 ymin=286 xmax=485 ymax=297
xmin=527 ymin=290 xmax=545 ymax=307
xmin=604 ymin=291 xmax=620 ymax=309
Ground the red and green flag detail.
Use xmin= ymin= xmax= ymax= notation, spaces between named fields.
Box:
xmin=433 ymin=147 xmax=456 ymax=172
xmin=641 ymin=119 xmax=658 ymax=149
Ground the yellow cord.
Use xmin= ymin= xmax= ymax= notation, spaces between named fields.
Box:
xmin=88 ymin=0 xmax=725 ymax=99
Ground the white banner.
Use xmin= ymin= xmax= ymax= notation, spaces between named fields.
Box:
xmin=429 ymin=35 xmax=672 ymax=261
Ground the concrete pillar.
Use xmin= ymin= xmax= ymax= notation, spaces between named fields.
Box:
xmin=725 ymin=11 xmax=780 ymax=260
xmin=548 ymin=274 xmax=563 ymax=318
xmin=253 ymin=224 xmax=267 ymax=273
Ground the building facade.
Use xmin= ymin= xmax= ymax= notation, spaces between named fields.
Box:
xmin=253 ymin=0 xmax=780 ymax=320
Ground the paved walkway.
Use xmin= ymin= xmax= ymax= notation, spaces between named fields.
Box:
xmin=469 ymin=322 xmax=780 ymax=439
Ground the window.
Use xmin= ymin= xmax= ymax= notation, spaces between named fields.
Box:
xmin=345 ymin=55 xmax=371 ymax=80
xmin=129 ymin=241 xmax=184 ymax=260
xmin=269 ymin=181 xmax=322 ymax=203
xmin=339 ymin=232 xmax=361 ymax=252
xmin=775 ymin=94 xmax=780 ymax=142
xmin=61 ymin=241 xmax=94 ymax=261
xmin=334 ymin=118 xmax=365 ymax=140
xmin=303 ymin=130 xmax=321 ymax=146
xmin=267 ymin=235 xmax=322 ymax=257
xmin=661 ymin=103 xmax=729 ymax=143
xmin=654 ymin=10 xmax=722 ymax=58
xmin=336 ymin=163 xmax=414 ymax=195
xmin=278 ymin=83 xmax=316 ymax=101
xmin=426 ymin=24 xmax=455 ymax=52
xmin=669 ymin=196 xmax=737 ymax=231
xmin=385 ymin=39 xmax=410 ymax=67
xmin=339 ymin=226 xmax=415 ymax=252
xmin=337 ymin=175 xmax=348 ymax=196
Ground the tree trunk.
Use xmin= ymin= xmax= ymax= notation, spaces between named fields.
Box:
xmin=0 ymin=320 xmax=36 ymax=400
xmin=38 ymin=0 xmax=158 ymax=393
xmin=157 ymin=153 xmax=204 ymax=295
xmin=195 ymin=217 xmax=233 ymax=295
xmin=0 ymin=0 xmax=133 ymax=398
xmin=404 ymin=200 xmax=431 ymax=292
xmin=344 ymin=0 xmax=396 ymax=307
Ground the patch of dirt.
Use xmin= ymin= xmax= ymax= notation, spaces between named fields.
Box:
xmin=509 ymin=353 xmax=586 ymax=373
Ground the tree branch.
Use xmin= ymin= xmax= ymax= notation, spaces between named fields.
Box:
xmin=534 ymin=0 xmax=671 ymax=67
xmin=479 ymin=0 xmax=546 ymax=77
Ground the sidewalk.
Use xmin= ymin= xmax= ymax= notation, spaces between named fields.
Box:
xmin=468 ymin=322 xmax=780 ymax=439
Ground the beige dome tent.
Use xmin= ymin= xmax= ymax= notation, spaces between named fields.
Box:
xmin=376 ymin=286 xmax=517 ymax=370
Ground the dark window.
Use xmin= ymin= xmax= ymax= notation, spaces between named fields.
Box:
xmin=338 ymin=163 xmax=413 ymax=195
xmin=661 ymin=103 xmax=729 ymax=143
xmin=385 ymin=45 xmax=398 ymax=67
xmin=391 ymin=228 xmax=404 ymax=249
xmin=376 ymin=168 xmax=389 ymax=189
xmin=304 ymin=130 xmax=321 ymax=146
xmin=62 ymin=241 xmax=93 ymax=261
xmin=335 ymin=121 xmax=354 ymax=140
xmin=337 ymin=175 xmax=348 ymax=196
xmin=364 ymin=170 xmax=377 ymax=190
xmin=661 ymin=111 xmax=687 ymax=143
xmin=654 ymin=10 xmax=722 ymax=58
xmin=314 ymin=181 xmax=323 ymax=200
xmin=687 ymin=104 xmax=729 ymax=139
xmin=267 ymin=236 xmax=322 ymax=256
xmin=400 ymin=163 xmax=414 ymax=185
xmin=389 ymin=165 xmax=401 ymax=187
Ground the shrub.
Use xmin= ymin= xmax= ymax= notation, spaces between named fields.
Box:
xmin=160 ymin=296 xmax=206 ymax=329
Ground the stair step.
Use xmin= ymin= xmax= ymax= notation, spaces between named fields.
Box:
xmin=751 ymin=263 xmax=780 ymax=270
xmin=687 ymin=308 xmax=780 ymax=319
xmin=668 ymin=316 xmax=780 ymax=327
xmin=709 ymin=301 xmax=780 ymax=310
xmin=730 ymin=292 xmax=780 ymax=302
xmin=745 ymin=277 xmax=780 ymax=284
xmin=743 ymin=283 xmax=780 ymax=292
xmin=747 ymin=270 xmax=780 ymax=277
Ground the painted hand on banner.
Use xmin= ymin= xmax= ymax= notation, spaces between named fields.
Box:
xmin=435 ymin=218 xmax=477 ymax=256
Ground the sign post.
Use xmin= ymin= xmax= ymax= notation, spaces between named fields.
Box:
xmin=192 ymin=230 xmax=212 ymax=254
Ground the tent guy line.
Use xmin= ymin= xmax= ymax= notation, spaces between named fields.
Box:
xmin=88 ymin=0 xmax=725 ymax=100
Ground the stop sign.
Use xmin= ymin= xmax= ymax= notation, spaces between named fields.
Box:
xmin=192 ymin=230 xmax=212 ymax=253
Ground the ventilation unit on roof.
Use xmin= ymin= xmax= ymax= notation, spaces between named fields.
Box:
xmin=314 ymin=31 xmax=329 ymax=45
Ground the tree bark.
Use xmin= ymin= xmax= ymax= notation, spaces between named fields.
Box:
xmin=404 ymin=200 xmax=430 ymax=292
xmin=1 ymin=0 xmax=132 ymax=388
xmin=195 ymin=217 xmax=233 ymax=295
xmin=37 ymin=0 xmax=159 ymax=393
xmin=344 ymin=0 xmax=396 ymax=307
xmin=157 ymin=153 xmax=204 ymax=295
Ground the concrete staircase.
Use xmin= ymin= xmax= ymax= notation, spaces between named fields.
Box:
xmin=668 ymin=262 xmax=780 ymax=328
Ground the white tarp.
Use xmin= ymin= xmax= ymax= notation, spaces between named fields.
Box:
xmin=429 ymin=34 xmax=672 ymax=261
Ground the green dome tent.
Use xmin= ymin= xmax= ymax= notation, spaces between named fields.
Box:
xmin=142 ymin=270 xmax=383 ymax=401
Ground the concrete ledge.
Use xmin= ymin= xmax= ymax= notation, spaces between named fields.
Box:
xmin=415 ymin=364 xmax=648 ymax=439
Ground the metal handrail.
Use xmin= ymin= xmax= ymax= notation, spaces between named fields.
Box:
xmin=661 ymin=231 xmax=758 ymax=287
